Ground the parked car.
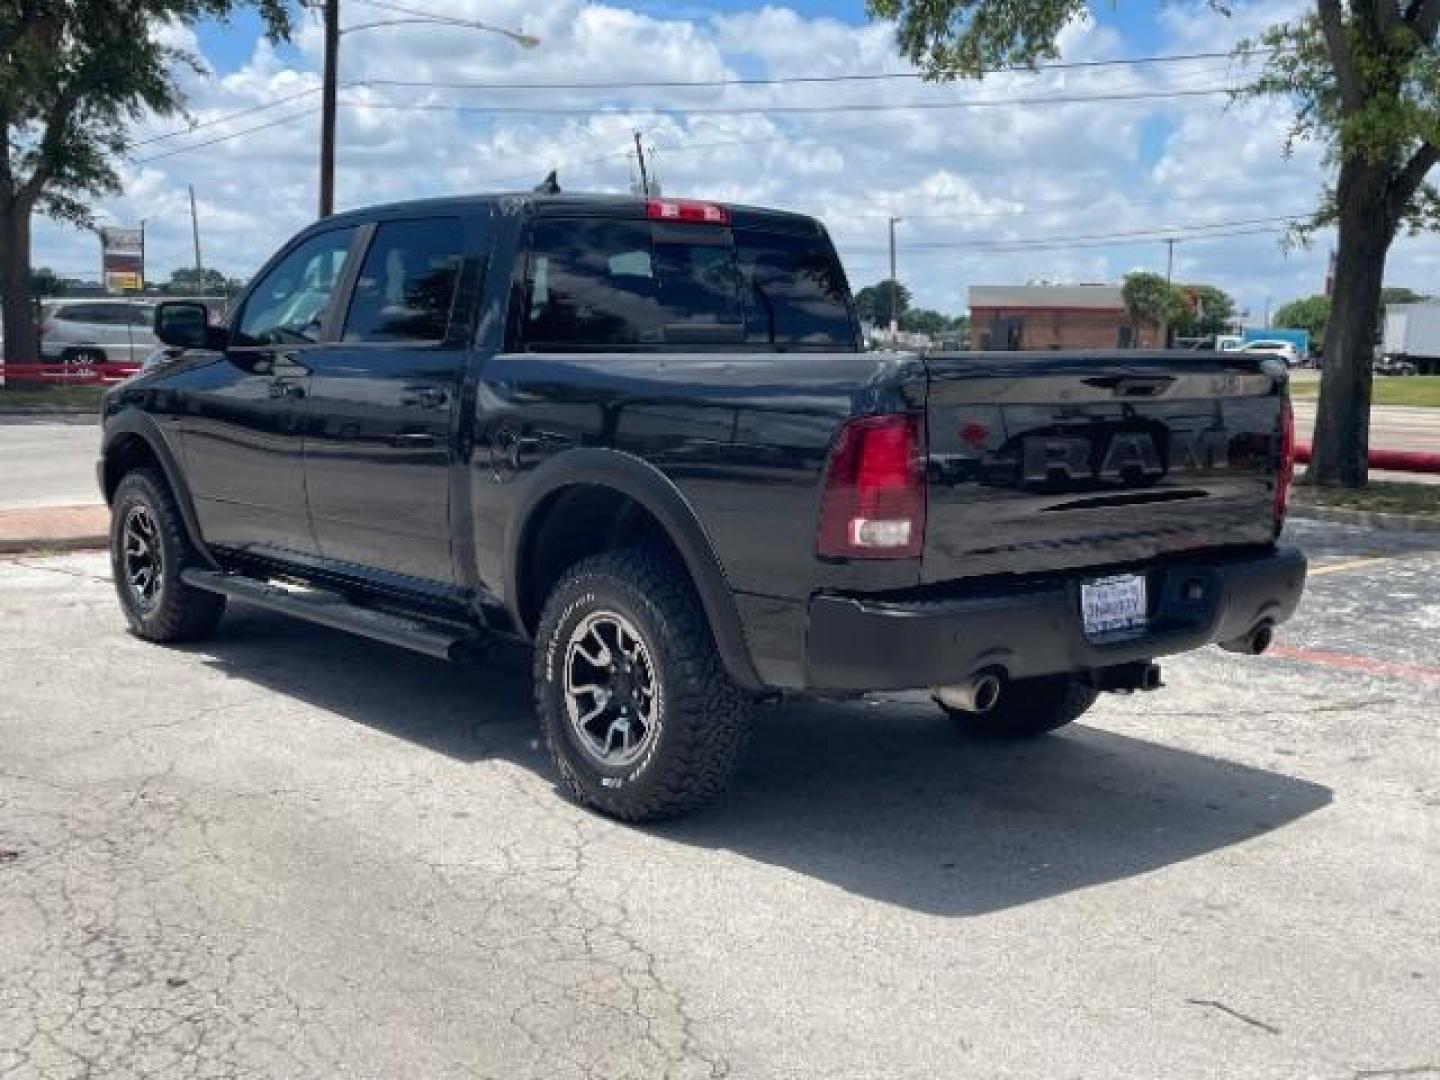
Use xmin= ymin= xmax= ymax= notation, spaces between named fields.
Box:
xmin=39 ymin=299 xmax=158 ymax=366
xmin=1375 ymin=354 xmax=1419 ymax=376
xmin=99 ymin=192 xmax=1307 ymax=822
xmin=1238 ymin=338 xmax=1302 ymax=367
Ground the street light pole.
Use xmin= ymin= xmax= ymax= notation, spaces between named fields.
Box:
xmin=189 ymin=184 xmax=203 ymax=274
xmin=316 ymin=1 xmax=537 ymax=220
xmin=319 ymin=0 xmax=339 ymax=218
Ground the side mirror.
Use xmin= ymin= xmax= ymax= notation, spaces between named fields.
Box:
xmin=154 ymin=301 xmax=219 ymax=350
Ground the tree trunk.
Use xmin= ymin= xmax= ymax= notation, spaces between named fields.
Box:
xmin=1308 ymin=158 xmax=1394 ymax=488
xmin=0 ymin=200 xmax=39 ymax=367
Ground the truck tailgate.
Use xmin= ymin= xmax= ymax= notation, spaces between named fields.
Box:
xmin=922 ymin=352 xmax=1286 ymax=583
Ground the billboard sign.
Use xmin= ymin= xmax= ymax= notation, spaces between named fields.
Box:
xmin=100 ymin=226 xmax=144 ymax=292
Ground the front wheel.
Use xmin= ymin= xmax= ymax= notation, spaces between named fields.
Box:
xmin=533 ymin=549 xmax=753 ymax=822
xmin=940 ymin=674 xmax=1098 ymax=739
xmin=110 ymin=469 xmax=226 ymax=643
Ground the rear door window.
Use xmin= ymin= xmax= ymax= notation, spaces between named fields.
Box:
xmin=58 ymin=304 xmax=122 ymax=325
xmin=342 ymin=217 xmax=463 ymax=343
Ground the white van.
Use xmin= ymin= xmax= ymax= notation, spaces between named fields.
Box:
xmin=38 ymin=299 xmax=158 ymax=365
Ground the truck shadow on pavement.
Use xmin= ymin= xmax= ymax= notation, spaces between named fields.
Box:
xmin=195 ymin=606 xmax=1333 ymax=918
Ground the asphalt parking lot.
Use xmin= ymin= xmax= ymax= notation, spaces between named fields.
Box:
xmin=1 ymin=519 xmax=1437 ymax=1079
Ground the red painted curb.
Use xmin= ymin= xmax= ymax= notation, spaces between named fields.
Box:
xmin=1 ymin=361 xmax=139 ymax=386
xmin=1295 ymin=442 xmax=1440 ymax=474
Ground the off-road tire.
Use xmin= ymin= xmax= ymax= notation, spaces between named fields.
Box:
xmin=941 ymin=674 xmax=1098 ymax=739
xmin=110 ymin=469 xmax=225 ymax=643
xmin=534 ymin=548 xmax=753 ymax=822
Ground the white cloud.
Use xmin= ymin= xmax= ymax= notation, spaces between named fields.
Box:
xmin=28 ymin=0 xmax=1440 ymax=317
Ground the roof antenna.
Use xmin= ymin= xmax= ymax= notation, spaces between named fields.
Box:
xmin=533 ymin=170 xmax=560 ymax=195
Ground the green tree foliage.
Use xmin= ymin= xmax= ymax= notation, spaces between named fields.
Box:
xmin=165 ymin=266 xmax=233 ymax=295
xmin=1380 ymin=286 xmax=1428 ymax=306
xmin=27 ymin=265 xmax=61 ymax=296
xmin=1 ymin=0 xmax=292 ymax=363
xmin=866 ymin=0 xmax=1440 ymax=487
xmin=854 ymin=279 xmax=913 ymax=328
xmin=1273 ymin=287 xmax=1428 ymax=346
xmin=1172 ymin=284 xmax=1237 ymax=337
xmin=1122 ymin=271 xmax=1185 ymax=334
xmin=900 ymin=307 xmax=949 ymax=335
xmin=1274 ymin=295 xmax=1331 ymax=340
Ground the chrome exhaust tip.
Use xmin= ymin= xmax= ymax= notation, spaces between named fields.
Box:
xmin=934 ymin=672 xmax=1003 ymax=714
xmin=1219 ymin=621 xmax=1275 ymax=656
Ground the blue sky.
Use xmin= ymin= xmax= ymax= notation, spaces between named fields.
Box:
xmin=31 ymin=1 xmax=1439 ymax=316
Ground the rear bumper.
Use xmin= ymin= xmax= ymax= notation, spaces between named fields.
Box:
xmin=804 ymin=546 xmax=1307 ymax=692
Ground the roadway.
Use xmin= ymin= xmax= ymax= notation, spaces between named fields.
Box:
xmin=0 ymin=417 xmax=101 ymax=510
xmin=1292 ymin=401 xmax=1440 ymax=455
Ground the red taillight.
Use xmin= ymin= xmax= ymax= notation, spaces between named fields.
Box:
xmin=36 ymin=321 xmax=48 ymax=338
xmin=1275 ymin=395 xmax=1296 ymax=527
xmin=817 ymin=414 xmax=926 ymax=560
xmin=646 ymin=198 xmax=729 ymax=225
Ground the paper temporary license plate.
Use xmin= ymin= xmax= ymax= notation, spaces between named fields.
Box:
xmin=1081 ymin=574 xmax=1148 ymax=638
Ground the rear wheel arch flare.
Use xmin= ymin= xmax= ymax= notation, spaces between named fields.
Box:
xmin=507 ymin=450 xmax=763 ymax=692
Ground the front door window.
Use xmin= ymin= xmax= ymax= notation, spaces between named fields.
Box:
xmin=236 ymin=228 xmax=356 ymax=346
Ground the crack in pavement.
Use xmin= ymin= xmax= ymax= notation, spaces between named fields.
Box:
xmin=1185 ymin=998 xmax=1281 ymax=1036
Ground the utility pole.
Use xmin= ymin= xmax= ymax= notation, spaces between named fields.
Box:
xmin=888 ymin=216 xmax=901 ymax=338
xmin=1157 ymin=237 xmax=1177 ymax=348
xmin=319 ymin=0 xmax=339 ymax=218
xmin=634 ymin=130 xmax=650 ymax=196
xmin=188 ymin=185 xmax=203 ymax=275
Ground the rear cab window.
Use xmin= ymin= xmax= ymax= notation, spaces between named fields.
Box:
xmin=517 ymin=211 xmax=858 ymax=352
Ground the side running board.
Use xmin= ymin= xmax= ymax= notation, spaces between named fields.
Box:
xmin=180 ymin=569 xmax=473 ymax=661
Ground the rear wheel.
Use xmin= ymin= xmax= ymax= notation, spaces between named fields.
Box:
xmin=533 ymin=549 xmax=753 ymax=822
xmin=110 ymin=469 xmax=225 ymax=643
xmin=940 ymin=674 xmax=1098 ymax=739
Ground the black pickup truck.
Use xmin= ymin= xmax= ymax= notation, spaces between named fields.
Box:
xmin=99 ymin=192 xmax=1306 ymax=821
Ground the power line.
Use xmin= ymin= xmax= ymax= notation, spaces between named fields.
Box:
xmin=133 ymin=108 xmax=320 ymax=164
xmin=896 ymin=214 xmax=1310 ymax=250
xmin=337 ymin=85 xmax=1234 ymax=119
xmin=358 ymin=49 xmax=1259 ymax=91
xmin=846 ymin=226 xmax=1292 ymax=255
xmin=127 ymin=87 xmax=321 ymax=149
xmin=118 ymin=45 xmax=1257 ymax=158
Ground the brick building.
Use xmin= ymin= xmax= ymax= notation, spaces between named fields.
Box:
xmin=968 ymin=285 xmax=1160 ymax=351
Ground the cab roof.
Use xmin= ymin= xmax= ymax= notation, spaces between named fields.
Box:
xmin=323 ymin=192 xmax=826 ymax=235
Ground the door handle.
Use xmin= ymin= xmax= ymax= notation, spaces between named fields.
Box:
xmin=413 ymin=386 xmax=449 ymax=409
xmin=269 ymin=380 xmax=306 ymax=399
